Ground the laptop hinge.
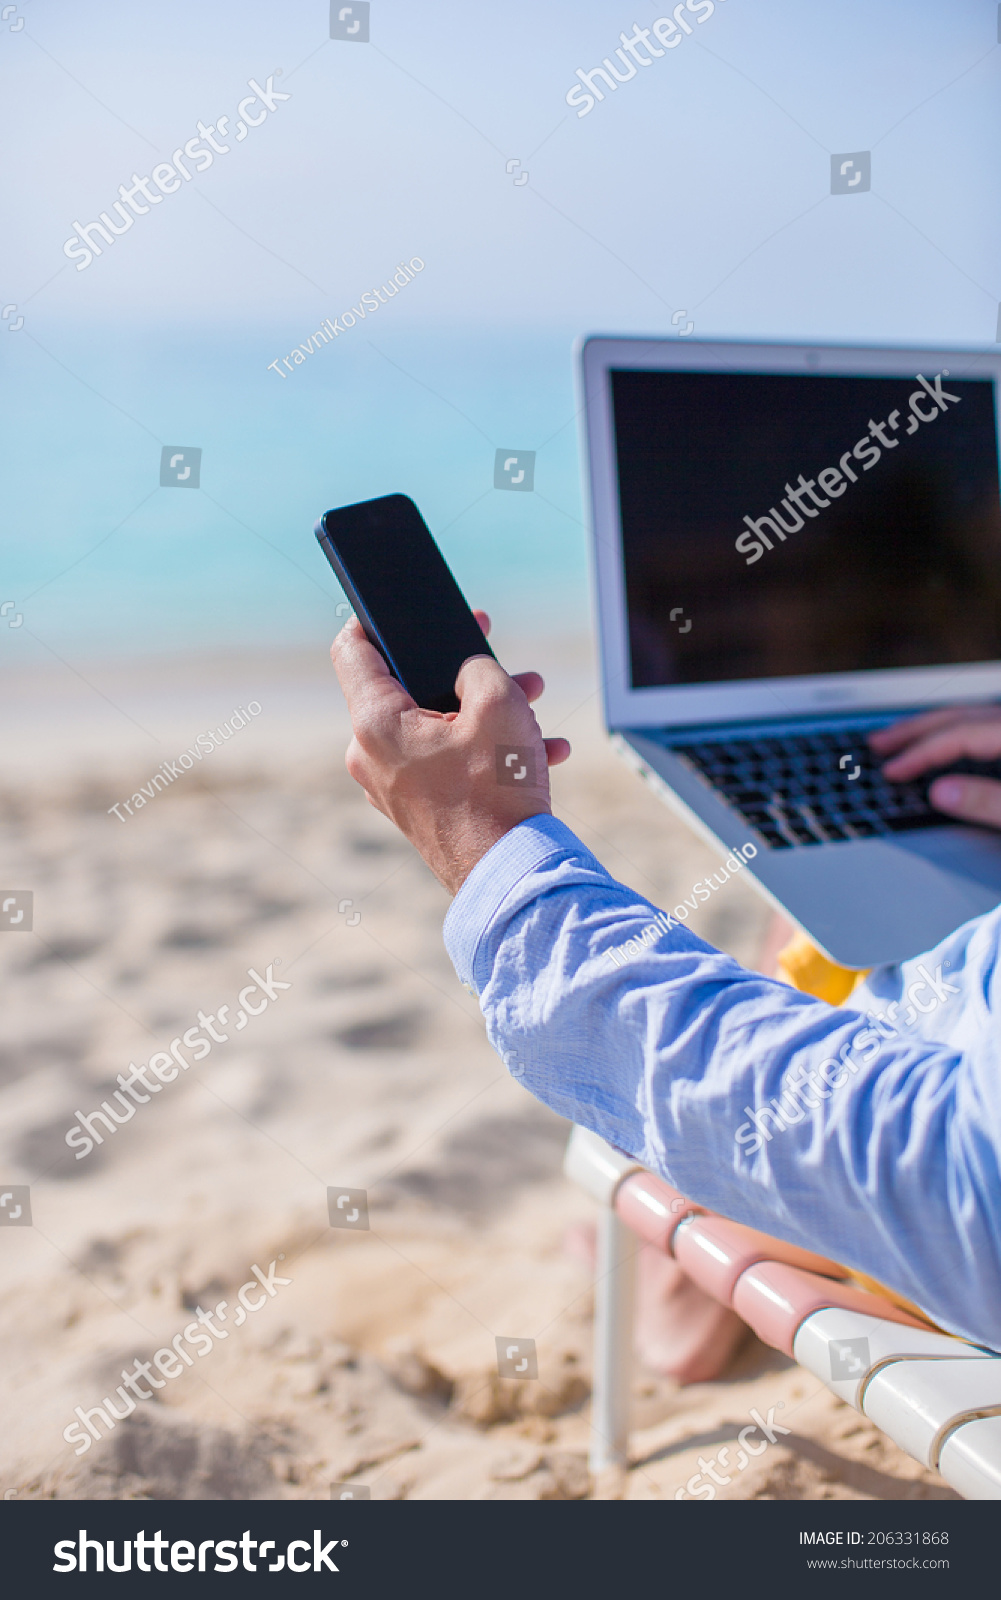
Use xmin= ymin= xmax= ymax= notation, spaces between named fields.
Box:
xmin=618 ymin=709 xmax=918 ymax=746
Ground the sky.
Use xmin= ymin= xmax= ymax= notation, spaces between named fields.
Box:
xmin=1 ymin=0 xmax=999 ymax=659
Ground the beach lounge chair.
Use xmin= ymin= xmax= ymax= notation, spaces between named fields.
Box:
xmin=565 ymin=1126 xmax=1001 ymax=1499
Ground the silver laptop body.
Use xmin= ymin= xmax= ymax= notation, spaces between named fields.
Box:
xmin=579 ymin=336 xmax=1001 ymax=969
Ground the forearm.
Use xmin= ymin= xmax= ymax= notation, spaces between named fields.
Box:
xmin=444 ymin=816 xmax=1001 ymax=1346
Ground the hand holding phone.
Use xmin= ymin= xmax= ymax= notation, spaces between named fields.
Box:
xmin=321 ymin=492 xmax=571 ymax=891
xmin=315 ymin=493 xmax=494 ymax=713
xmin=330 ymin=617 xmax=571 ymax=893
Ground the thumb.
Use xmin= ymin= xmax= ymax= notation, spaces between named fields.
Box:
xmin=929 ymin=775 xmax=1001 ymax=830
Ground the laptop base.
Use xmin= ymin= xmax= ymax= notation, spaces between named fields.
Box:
xmin=620 ymin=730 xmax=1001 ymax=970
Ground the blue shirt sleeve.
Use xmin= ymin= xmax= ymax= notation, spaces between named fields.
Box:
xmin=443 ymin=814 xmax=1001 ymax=1349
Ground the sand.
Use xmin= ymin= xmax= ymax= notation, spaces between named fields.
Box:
xmin=0 ymin=640 xmax=957 ymax=1501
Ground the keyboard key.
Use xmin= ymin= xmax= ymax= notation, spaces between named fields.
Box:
xmin=676 ymin=727 xmax=953 ymax=850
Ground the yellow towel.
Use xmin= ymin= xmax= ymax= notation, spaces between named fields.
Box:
xmin=774 ymin=929 xmax=869 ymax=1005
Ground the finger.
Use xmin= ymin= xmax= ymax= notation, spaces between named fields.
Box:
xmin=544 ymin=736 xmax=572 ymax=768
xmin=870 ymin=705 xmax=997 ymax=755
xmin=331 ymin=617 xmax=414 ymax=718
xmin=331 ymin=615 xmax=389 ymax=677
xmin=454 ymin=652 xmax=523 ymax=712
xmin=472 ymin=609 xmax=491 ymax=639
xmin=929 ymin=775 xmax=1001 ymax=829
xmin=345 ymin=742 xmax=389 ymax=817
xmin=882 ymin=722 xmax=1001 ymax=781
xmin=511 ymin=670 xmax=544 ymax=704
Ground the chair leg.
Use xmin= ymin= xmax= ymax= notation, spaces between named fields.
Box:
xmin=589 ymin=1204 xmax=637 ymax=1473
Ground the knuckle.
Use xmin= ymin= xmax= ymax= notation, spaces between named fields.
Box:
xmin=344 ymin=741 xmax=368 ymax=784
xmin=473 ymin=674 xmax=518 ymax=711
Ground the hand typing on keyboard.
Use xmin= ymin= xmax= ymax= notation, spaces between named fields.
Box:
xmin=872 ymin=705 xmax=1001 ymax=831
xmin=677 ymin=724 xmax=962 ymax=849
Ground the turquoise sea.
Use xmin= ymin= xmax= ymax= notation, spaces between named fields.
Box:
xmin=4 ymin=0 xmax=997 ymax=669
xmin=3 ymin=320 xmax=591 ymax=662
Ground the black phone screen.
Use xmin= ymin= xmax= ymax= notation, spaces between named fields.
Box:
xmin=316 ymin=494 xmax=494 ymax=713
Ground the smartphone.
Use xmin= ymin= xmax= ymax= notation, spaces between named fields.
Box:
xmin=315 ymin=493 xmax=495 ymax=714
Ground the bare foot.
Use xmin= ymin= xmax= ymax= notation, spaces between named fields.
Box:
xmin=633 ymin=1244 xmax=749 ymax=1384
xmin=565 ymin=1225 xmax=749 ymax=1385
xmin=755 ymin=909 xmax=796 ymax=978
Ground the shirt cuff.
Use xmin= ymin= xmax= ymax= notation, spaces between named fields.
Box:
xmin=443 ymin=814 xmax=593 ymax=994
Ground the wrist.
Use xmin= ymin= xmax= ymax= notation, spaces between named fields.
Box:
xmin=438 ymin=805 xmax=551 ymax=895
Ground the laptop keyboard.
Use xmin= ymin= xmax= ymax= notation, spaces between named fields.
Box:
xmin=675 ymin=727 xmax=1000 ymax=850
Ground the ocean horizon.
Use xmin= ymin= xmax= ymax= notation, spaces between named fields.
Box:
xmin=3 ymin=320 xmax=593 ymax=663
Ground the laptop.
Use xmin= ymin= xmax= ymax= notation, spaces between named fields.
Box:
xmin=578 ymin=336 xmax=1001 ymax=969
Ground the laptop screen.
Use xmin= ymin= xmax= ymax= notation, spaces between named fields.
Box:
xmin=610 ymin=368 xmax=1001 ymax=690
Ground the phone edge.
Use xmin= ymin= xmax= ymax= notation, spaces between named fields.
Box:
xmin=314 ymin=515 xmax=409 ymax=688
